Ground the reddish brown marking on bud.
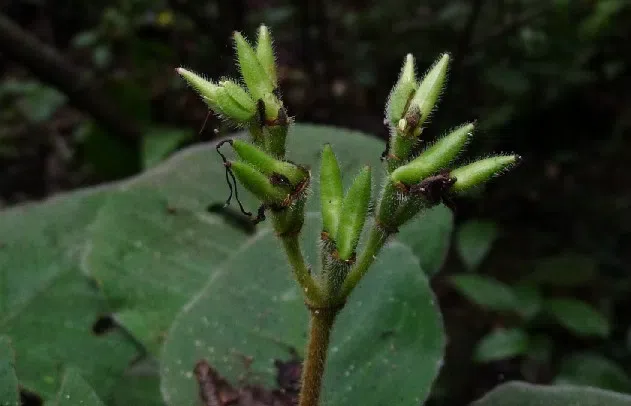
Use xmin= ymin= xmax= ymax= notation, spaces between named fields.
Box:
xmin=394 ymin=181 xmax=409 ymax=194
xmin=408 ymin=170 xmax=456 ymax=207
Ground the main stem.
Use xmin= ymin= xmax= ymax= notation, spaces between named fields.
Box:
xmin=298 ymin=307 xmax=338 ymax=406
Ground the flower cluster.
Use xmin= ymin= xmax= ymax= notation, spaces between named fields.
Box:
xmin=177 ymin=25 xmax=520 ymax=306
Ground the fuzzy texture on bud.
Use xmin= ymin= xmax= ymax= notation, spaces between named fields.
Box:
xmin=450 ymin=155 xmax=520 ymax=193
xmin=177 ymin=69 xmax=256 ymax=121
xmin=256 ymin=25 xmax=277 ymax=86
xmin=231 ymin=140 xmax=307 ymax=186
xmin=391 ymin=122 xmax=473 ymax=184
xmin=319 ymin=144 xmax=344 ymax=236
xmin=386 ymin=54 xmax=417 ymax=126
xmin=406 ymin=53 xmax=450 ymax=132
xmin=220 ymin=80 xmax=256 ymax=114
xmin=336 ymin=166 xmax=372 ymax=260
xmin=234 ymin=32 xmax=275 ymax=101
xmin=229 ymin=161 xmax=289 ymax=205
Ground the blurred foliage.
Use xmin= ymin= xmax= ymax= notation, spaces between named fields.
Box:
xmin=445 ymin=220 xmax=631 ymax=404
xmin=1 ymin=0 xmax=631 ymax=404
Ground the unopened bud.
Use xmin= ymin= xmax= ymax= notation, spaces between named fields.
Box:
xmin=234 ymin=32 xmax=275 ymax=101
xmin=336 ymin=166 xmax=372 ymax=260
xmin=405 ymin=53 xmax=450 ymax=133
xmin=229 ymin=161 xmax=289 ymax=205
xmin=177 ymin=68 xmax=256 ymax=121
xmin=450 ymin=155 xmax=521 ymax=193
xmin=256 ymin=25 xmax=277 ymax=86
xmin=220 ymin=80 xmax=256 ymax=114
xmin=391 ymin=123 xmax=473 ymax=184
xmin=261 ymin=92 xmax=283 ymax=122
xmin=319 ymin=144 xmax=344 ymax=236
xmin=231 ymin=140 xmax=307 ymax=186
xmin=386 ymin=54 xmax=417 ymax=126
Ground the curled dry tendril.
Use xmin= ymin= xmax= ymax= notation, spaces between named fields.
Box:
xmin=216 ymin=140 xmax=252 ymax=217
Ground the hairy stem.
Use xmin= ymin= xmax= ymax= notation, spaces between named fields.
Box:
xmin=299 ymin=307 xmax=338 ymax=406
xmin=339 ymin=225 xmax=389 ymax=299
xmin=281 ymin=236 xmax=324 ymax=304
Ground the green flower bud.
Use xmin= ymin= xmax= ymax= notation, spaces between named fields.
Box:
xmin=229 ymin=161 xmax=288 ymax=205
xmin=405 ymin=53 xmax=450 ymax=133
xmin=391 ymin=122 xmax=474 ymax=184
xmin=450 ymin=155 xmax=521 ymax=193
xmin=256 ymin=25 xmax=277 ymax=86
xmin=261 ymin=92 xmax=283 ymax=122
xmin=319 ymin=144 xmax=344 ymax=236
xmin=177 ymin=68 xmax=256 ymax=121
xmin=209 ymin=87 xmax=256 ymax=122
xmin=177 ymin=66 xmax=214 ymax=95
xmin=386 ymin=54 xmax=417 ymax=126
xmin=230 ymin=139 xmax=307 ymax=186
xmin=336 ymin=166 xmax=372 ymax=260
xmin=219 ymin=80 xmax=256 ymax=114
xmin=234 ymin=32 xmax=275 ymax=101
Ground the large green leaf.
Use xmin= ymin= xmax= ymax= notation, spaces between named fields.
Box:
xmin=84 ymin=123 xmax=450 ymax=353
xmin=0 ymin=193 xmax=141 ymax=402
xmin=110 ymin=358 xmax=164 ymax=406
xmin=473 ymin=381 xmax=631 ymax=406
xmin=53 ymin=368 xmax=106 ymax=406
xmin=397 ymin=204 xmax=454 ymax=276
xmin=0 ymin=336 xmax=19 ymax=406
xmin=160 ymin=215 xmax=445 ymax=406
xmin=142 ymin=127 xmax=193 ymax=169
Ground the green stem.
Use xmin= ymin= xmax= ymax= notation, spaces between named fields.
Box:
xmin=247 ymin=123 xmax=265 ymax=149
xmin=387 ymin=130 xmax=417 ymax=172
xmin=298 ymin=307 xmax=338 ymax=406
xmin=338 ymin=225 xmax=389 ymax=300
xmin=280 ymin=235 xmax=324 ymax=305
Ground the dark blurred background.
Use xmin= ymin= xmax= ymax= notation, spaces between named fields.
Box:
xmin=1 ymin=0 xmax=630 ymax=404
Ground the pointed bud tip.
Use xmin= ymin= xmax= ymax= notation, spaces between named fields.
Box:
xmin=497 ymin=154 xmax=521 ymax=166
xmin=402 ymin=54 xmax=416 ymax=81
xmin=233 ymin=31 xmax=249 ymax=45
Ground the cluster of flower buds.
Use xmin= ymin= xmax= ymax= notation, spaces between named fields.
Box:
xmin=222 ymin=140 xmax=308 ymax=206
xmin=178 ymin=26 xmax=309 ymax=238
xmin=318 ymin=144 xmax=373 ymax=296
xmin=177 ymin=25 xmax=520 ymax=305
xmin=177 ymin=26 xmax=288 ymax=157
xmin=373 ymin=53 xmax=520 ymax=234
